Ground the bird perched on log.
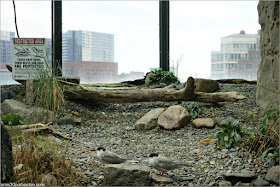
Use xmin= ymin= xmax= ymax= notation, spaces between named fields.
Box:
xmin=148 ymin=153 xmax=193 ymax=176
xmin=121 ymin=72 xmax=155 ymax=87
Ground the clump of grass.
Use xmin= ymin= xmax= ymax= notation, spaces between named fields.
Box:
xmin=247 ymin=107 xmax=279 ymax=164
xmin=10 ymin=129 xmax=83 ymax=185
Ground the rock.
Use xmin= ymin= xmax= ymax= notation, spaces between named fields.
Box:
xmin=218 ymin=180 xmax=232 ymax=186
xmin=158 ymin=105 xmax=191 ymax=130
xmin=234 ymin=181 xmax=253 ymax=186
xmin=194 ymin=78 xmax=220 ymax=93
xmin=224 ymin=172 xmax=257 ymax=185
xmin=134 ymin=108 xmax=165 ymax=131
xmin=102 ymin=164 xmax=153 ymax=186
xmin=190 ymin=149 xmax=200 ymax=154
xmin=1 ymin=99 xmax=54 ymax=124
xmin=74 ymin=117 xmax=82 ymax=125
xmin=1 ymin=121 xmax=13 ymax=183
xmin=215 ymin=116 xmax=237 ymax=126
xmin=192 ymin=118 xmax=215 ymax=128
xmin=265 ymin=165 xmax=279 ymax=184
xmin=41 ymin=174 xmax=58 ymax=186
xmin=257 ymin=1 xmax=279 ymax=111
xmin=152 ymin=175 xmax=173 ymax=183
xmin=253 ymin=178 xmax=270 ymax=186
xmin=1 ymin=89 xmax=15 ymax=103
xmin=58 ymin=117 xmax=75 ymax=125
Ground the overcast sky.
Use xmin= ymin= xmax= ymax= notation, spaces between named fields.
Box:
xmin=1 ymin=0 xmax=260 ymax=81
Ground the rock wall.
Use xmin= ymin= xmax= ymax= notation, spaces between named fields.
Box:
xmin=257 ymin=1 xmax=279 ymax=110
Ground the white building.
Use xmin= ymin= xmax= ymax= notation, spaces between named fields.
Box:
xmin=211 ymin=30 xmax=260 ymax=79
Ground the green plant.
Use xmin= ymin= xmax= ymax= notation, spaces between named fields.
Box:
xmin=183 ymin=104 xmax=203 ymax=120
xmin=247 ymin=135 xmax=256 ymax=143
xmin=213 ymin=120 xmax=244 ymax=149
xmin=261 ymin=147 xmax=279 ymax=163
xmin=150 ymin=69 xmax=180 ymax=85
xmin=31 ymin=61 xmax=65 ymax=119
xmin=259 ymin=108 xmax=279 ymax=134
xmin=1 ymin=113 xmax=24 ymax=126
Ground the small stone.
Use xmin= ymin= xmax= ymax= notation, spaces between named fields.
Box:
xmin=253 ymin=178 xmax=270 ymax=186
xmin=191 ymin=149 xmax=200 ymax=154
xmin=210 ymin=161 xmax=215 ymax=165
xmin=221 ymin=149 xmax=229 ymax=152
xmin=219 ymin=180 xmax=232 ymax=186
xmin=204 ymin=176 xmax=211 ymax=184
xmin=58 ymin=117 xmax=75 ymax=125
xmin=152 ymin=175 xmax=173 ymax=183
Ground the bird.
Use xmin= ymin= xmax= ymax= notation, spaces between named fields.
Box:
xmin=121 ymin=72 xmax=155 ymax=87
xmin=93 ymin=147 xmax=136 ymax=164
xmin=148 ymin=153 xmax=193 ymax=176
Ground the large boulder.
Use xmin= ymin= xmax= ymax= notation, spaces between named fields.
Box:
xmin=102 ymin=164 xmax=153 ymax=186
xmin=1 ymin=121 xmax=13 ymax=183
xmin=194 ymin=78 xmax=220 ymax=93
xmin=1 ymin=99 xmax=54 ymax=124
xmin=257 ymin=1 xmax=279 ymax=110
xmin=134 ymin=108 xmax=165 ymax=131
xmin=158 ymin=105 xmax=191 ymax=130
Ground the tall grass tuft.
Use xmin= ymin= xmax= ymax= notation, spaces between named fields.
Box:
xmin=10 ymin=129 xmax=83 ymax=185
xmin=30 ymin=61 xmax=65 ymax=120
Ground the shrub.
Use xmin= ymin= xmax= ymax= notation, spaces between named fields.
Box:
xmin=213 ymin=120 xmax=245 ymax=149
xmin=183 ymin=104 xmax=203 ymax=120
xmin=150 ymin=69 xmax=180 ymax=85
xmin=1 ymin=113 xmax=24 ymax=126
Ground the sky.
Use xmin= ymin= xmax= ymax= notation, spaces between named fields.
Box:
xmin=1 ymin=0 xmax=260 ymax=81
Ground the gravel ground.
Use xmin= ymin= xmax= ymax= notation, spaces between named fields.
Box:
xmin=2 ymin=83 xmax=275 ymax=186
xmin=50 ymin=83 xmax=275 ymax=186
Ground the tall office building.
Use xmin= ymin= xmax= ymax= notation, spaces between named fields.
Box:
xmin=0 ymin=31 xmax=15 ymax=64
xmin=62 ymin=30 xmax=114 ymax=63
xmin=211 ymin=30 xmax=261 ymax=80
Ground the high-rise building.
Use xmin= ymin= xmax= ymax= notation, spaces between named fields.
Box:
xmin=0 ymin=31 xmax=15 ymax=64
xmin=211 ymin=30 xmax=260 ymax=80
xmin=62 ymin=30 xmax=114 ymax=63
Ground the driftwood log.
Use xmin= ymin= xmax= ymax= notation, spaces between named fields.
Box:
xmin=6 ymin=64 xmax=246 ymax=103
xmin=5 ymin=122 xmax=72 ymax=140
xmin=62 ymin=77 xmax=246 ymax=103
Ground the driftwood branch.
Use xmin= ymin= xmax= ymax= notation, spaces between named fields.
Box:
xmin=6 ymin=64 xmax=246 ymax=103
xmin=6 ymin=122 xmax=72 ymax=140
xmin=62 ymin=77 xmax=246 ymax=103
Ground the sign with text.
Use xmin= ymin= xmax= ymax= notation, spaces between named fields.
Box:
xmin=12 ymin=38 xmax=47 ymax=80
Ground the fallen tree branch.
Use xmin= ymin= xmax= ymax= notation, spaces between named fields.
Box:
xmin=62 ymin=77 xmax=246 ymax=103
xmin=6 ymin=122 xmax=72 ymax=140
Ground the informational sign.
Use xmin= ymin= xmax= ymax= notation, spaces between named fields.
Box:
xmin=12 ymin=38 xmax=47 ymax=80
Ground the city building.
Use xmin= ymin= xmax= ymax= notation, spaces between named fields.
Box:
xmin=210 ymin=30 xmax=261 ymax=80
xmin=62 ymin=30 xmax=114 ymax=63
xmin=63 ymin=61 xmax=118 ymax=83
xmin=0 ymin=31 xmax=15 ymax=64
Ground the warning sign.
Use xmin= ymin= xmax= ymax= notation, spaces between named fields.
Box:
xmin=12 ymin=38 xmax=47 ymax=80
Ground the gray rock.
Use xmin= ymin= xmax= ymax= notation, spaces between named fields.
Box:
xmin=41 ymin=174 xmax=58 ymax=186
xmin=1 ymin=89 xmax=15 ymax=103
xmin=102 ymin=164 xmax=153 ymax=186
xmin=158 ymin=105 xmax=191 ymax=130
xmin=265 ymin=165 xmax=279 ymax=185
xmin=234 ymin=181 xmax=253 ymax=186
xmin=58 ymin=117 xmax=75 ymax=125
xmin=134 ymin=108 xmax=165 ymax=131
xmin=253 ymin=178 xmax=270 ymax=186
xmin=218 ymin=180 xmax=232 ymax=186
xmin=192 ymin=118 xmax=215 ymax=128
xmin=1 ymin=121 xmax=13 ymax=183
xmin=257 ymin=1 xmax=279 ymax=110
xmin=1 ymin=99 xmax=54 ymax=124
xmin=194 ymin=78 xmax=220 ymax=93
xmin=224 ymin=172 xmax=257 ymax=185
xmin=216 ymin=116 xmax=237 ymax=126
xmin=152 ymin=175 xmax=173 ymax=183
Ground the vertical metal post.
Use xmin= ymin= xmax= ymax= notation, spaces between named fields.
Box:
xmin=52 ymin=0 xmax=62 ymax=77
xmin=159 ymin=0 xmax=169 ymax=71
